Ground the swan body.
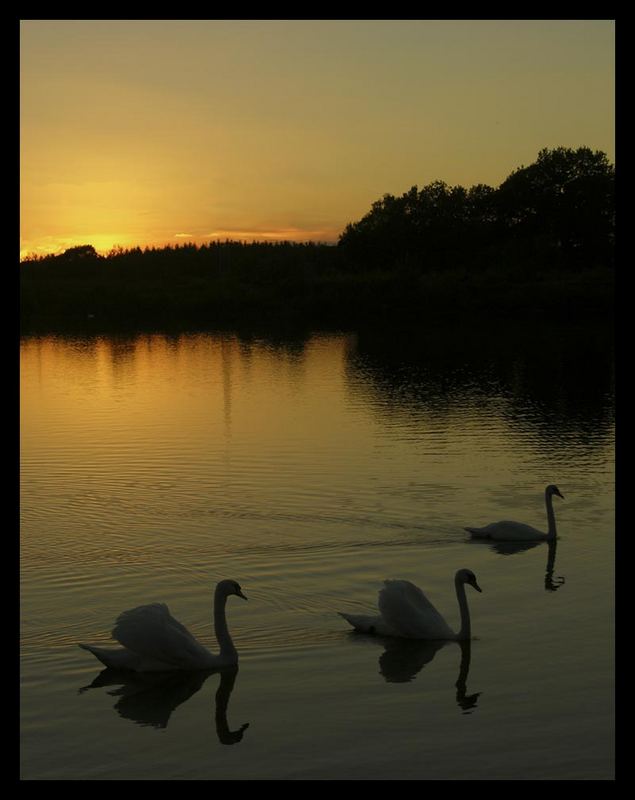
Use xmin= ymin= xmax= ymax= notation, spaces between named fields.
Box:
xmin=465 ymin=484 xmax=564 ymax=542
xmin=79 ymin=579 xmax=246 ymax=672
xmin=339 ymin=568 xmax=481 ymax=641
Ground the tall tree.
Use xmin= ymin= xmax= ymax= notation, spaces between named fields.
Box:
xmin=496 ymin=147 xmax=614 ymax=268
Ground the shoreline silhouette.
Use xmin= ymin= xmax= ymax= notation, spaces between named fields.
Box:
xmin=21 ymin=147 xmax=613 ymax=333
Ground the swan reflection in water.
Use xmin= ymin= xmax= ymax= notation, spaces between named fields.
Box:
xmin=349 ymin=634 xmax=481 ymax=714
xmin=79 ymin=665 xmax=249 ymax=744
xmin=469 ymin=537 xmax=565 ymax=592
xmin=543 ymin=540 xmax=566 ymax=592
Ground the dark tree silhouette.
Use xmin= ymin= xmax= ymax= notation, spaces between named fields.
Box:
xmin=495 ymin=147 xmax=614 ymax=269
xmin=339 ymin=146 xmax=614 ymax=273
xmin=338 ymin=180 xmax=488 ymax=271
xmin=20 ymin=148 xmax=614 ymax=330
xmin=60 ymin=244 xmax=101 ymax=261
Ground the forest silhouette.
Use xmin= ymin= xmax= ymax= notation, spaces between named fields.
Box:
xmin=21 ymin=147 xmax=614 ymax=331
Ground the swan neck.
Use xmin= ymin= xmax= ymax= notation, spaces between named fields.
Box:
xmin=545 ymin=489 xmax=557 ymax=538
xmin=455 ymin=575 xmax=471 ymax=641
xmin=213 ymin=588 xmax=237 ymax=658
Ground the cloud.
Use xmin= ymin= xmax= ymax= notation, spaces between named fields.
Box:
xmin=204 ymin=227 xmax=338 ymax=242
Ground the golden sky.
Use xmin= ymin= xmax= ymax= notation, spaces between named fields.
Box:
xmin=20 ymin=19 xmax=615 ymax=258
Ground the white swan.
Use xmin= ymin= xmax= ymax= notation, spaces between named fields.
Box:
xmin=465 ymin=484 xmax=564 ymax=542
xmin=79 ymin=579 xmax=247 ymax=671
xmin=339 ymin=568 xmax=482 ymax=641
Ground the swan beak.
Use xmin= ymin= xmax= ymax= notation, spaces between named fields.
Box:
xmin=556 ymin=489 xmax=565 ymax=499
xmin=236 ymin=589 xmax=248 ymax=600
xmin=472 ymin=580 xmax=482 ymax=593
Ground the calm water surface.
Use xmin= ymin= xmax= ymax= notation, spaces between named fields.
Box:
xmin=20 ymin=325 xmax=614 ymax=780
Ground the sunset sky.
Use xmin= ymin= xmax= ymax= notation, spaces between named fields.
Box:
xmin=20 ymin=19 xmax=615 ymax=258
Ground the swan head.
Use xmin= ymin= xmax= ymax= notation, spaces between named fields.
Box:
xmin=546 ymin=484 xmax=564 ymax=500
xmin=217 ymin=579 xmax=248 ymax=600
xmin=457 ymin=569 xmax=482 ymax=593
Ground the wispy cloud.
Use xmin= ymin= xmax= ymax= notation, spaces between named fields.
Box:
xmin=205 ymin=227 xmax=338 ymax=243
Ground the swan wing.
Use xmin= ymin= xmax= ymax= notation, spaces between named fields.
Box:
xmin=112 ymin=603 xmax=212 ymax=669
xmin=378 ymin=580 xmax=454 ymax=639
xmin=78 ymin=643 xmax=145 ymax=671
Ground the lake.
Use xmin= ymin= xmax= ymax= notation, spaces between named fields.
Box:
xmin=20 ymin=323 xmax=615 ymax=780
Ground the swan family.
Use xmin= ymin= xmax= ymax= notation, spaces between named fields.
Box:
xmin=79 ymin=485 xmax=563 ymax=671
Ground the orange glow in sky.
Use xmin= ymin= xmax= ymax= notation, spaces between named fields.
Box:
xmin=20 ymin=20 xmax=615 ymax=258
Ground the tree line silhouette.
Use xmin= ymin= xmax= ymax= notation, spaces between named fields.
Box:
xmin=339 ymin=146 xmax=614 ymax=272
xmin=21 ymin=147 xmax=614 ymax=330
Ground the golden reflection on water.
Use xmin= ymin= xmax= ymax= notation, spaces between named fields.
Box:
xmin=21 ymin=332 xmax=359 ymax=446
xmin=20 ymin=329 xmax=614 ymax=531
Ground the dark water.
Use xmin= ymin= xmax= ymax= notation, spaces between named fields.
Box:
xmin=20 ymin=323 xmax=614 ymax=779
